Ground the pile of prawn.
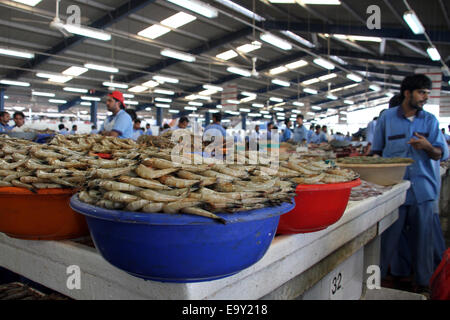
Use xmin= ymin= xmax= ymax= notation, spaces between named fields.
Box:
xmin=49 ymin=134 xmax=138 ymax=153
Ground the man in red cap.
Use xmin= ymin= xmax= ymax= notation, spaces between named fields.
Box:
xmin=99 ymin=91 xmax=133 ymax=139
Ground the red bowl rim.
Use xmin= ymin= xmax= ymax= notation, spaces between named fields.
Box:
xmin=0 ymin=187 xmax=77 ymax=195
xmin=295 ymin=178 xmax=361 ymax=192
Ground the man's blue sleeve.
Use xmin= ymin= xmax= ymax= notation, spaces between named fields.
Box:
xmin=372 ymin=113 xmax=386 ymax=153
xmin=429 ymin=118 xmax=449 ymax=161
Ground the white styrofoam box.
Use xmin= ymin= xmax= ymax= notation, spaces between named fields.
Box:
xmin=302 ymin=247 xmax=364 ymax=300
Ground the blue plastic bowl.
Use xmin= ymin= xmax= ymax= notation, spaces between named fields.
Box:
xmin=70 ymin=195 xmax=294 ymax=283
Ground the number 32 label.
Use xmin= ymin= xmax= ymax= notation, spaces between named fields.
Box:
xmin=330 ymin=272 xmax=343 ymax=298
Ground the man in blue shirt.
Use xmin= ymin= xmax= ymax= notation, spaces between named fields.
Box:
xmin=90 ymin=125 xmax=99 ymax=134
xmin=100 ymin=91 xmax=133 ymax=139
xmin=281 ymin=120 xmax=293 ymax=142
xmin=309 ymin=125 xmax=327 ymax=145
xmin=441 ymin=128 xmax=450 ymax=144
xmin=0 ymin=111 xmax=12 ymax=133
xmin=292 ymin=114 xmax=308 ymax=144
xmin=144 ymin=123 xmax=153 ymax=136
xmin=69 ymin=125 xmax=77 ymax=135
xmin=204 ymin=113 xmax=226 ymax=139
xmin=307 ymin=123 xmax=315 ymax=143
xmin=132 ymin=119 xmax=144 ymax=141
xmin=373 ymin=74 xmax=449 ymax=294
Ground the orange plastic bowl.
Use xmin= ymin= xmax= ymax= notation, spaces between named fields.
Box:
xmin=0 ymin=187 xmax=89 ymax=240
xmin=276 ymin=178 xmax=361 ymax=234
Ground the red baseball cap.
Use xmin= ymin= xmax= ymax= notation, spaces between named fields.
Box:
xmin=108 ymin=91 xmax=126 ymax=108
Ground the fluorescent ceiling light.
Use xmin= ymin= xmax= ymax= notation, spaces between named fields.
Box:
xmin=348 ymin=35 xmax=382 ymax=42
xmin=239 ymin=108 xmax=251 ymax=112
xmin=216 ymin=50 xmax=238 ymax=60
xmin=167 ymin=0 xmax=218 ymax=18
xmin=273 ymin=107 xmax=284 ymax=111
xmin=227 ymin=66 xmax=252 ymax=77
xmin=36 ymin=72 xmax=58 ymax=78
xmin=84 ymin=63 xmax=118 ymax=73
xmin=241 ymin=91 xmax=256 ymax=97
xmin=403 ymin=10 xmax=425 ymax=35
xmin=285 ymin=59 xmax=308 ymax=69
xmin=313 ymin=58 xmax=335 ymax=70
xmin=138 ymin=24 xmax=171 ymax=39
xmin=48 ymin=75 xmax=73 ymax=83
xmin=263 ymin=115 xmax=272 ymax=119
xmin=125 ymin=100 xmax=139 ymax=105
xmin=129 ymin=85 xmax=148 ymax=93
xmin=269 ymin=97 xmax=283 ymax=103
xmin=369 ymin=84 xmax=381 ymax=91
xmin=302 ymin=78 xmax=319 ymax=85
xmin=304 ymin=88 xmax=318 ymax=94
xmin=311 ymin=106 xmax=322 ymax=110
xmin=275 ymin=102 xmax=286 ymax=107
xmin=188 ymin=101 xmax=203 ymax=106
xmin=248 ymin=113 xmax=261 ymax=117
xmin=155 ymin=97 xmax=172 ymax=103
xmin=240 ymin=95 xmax=256 ymax=103
xmin=80 ymin=102 xmax=91 ymax=106
xmin=142 ymin=80 xmax=159 ymax=88
xmin=153 ymin=75 xmax=179 ymax=84
xmin=330 ymin=55 xmax=347 ymax=65
xmin=145 ymin=107 xmax=152 ymax=111
xmin=0 ymin=79 xmax=30 ymax=87
xmin=186 ymin=94 xmax=211 ymax=100
xmin=260 ymin=33 xmax=292 ymax=50
xmin=160 ymin=48 xmax=196 ymax=62
xmin=291 ymin=109 xmax=301 ymax=113
xmin=81 ymin=96 xmax=101 ymax=101
xmin=252 ymin=103 xmax=264 ymax=108
xmin=209 ymin=109 xmax=220 ymax=113
xmin=48 ymin=99 xmax=67 ymax=104
xmin=272 ymin=79 xmax=290 ymax=87
xmin=318 ymin=73 xmax=337 ymax=81
xmin=64 ymin=87 xmax=88 ymax=93
xmin=260 ymin=110 xmax=270 ymax=114
xmin=62 ymin=66 xmax=88 ymax=77
xmin=344 ymin=100 xmax=354 ymax=104
xmin=427 ymin=46 xmax=441 ymax=61
xmin=268 ymin=0 xmax=295 ymax=3
xmin=281 ymin=31 xmax=315 ymax=48
xmin=155 ymin=103 xmax=170 ymax=108
xmin=32 ymin=91 xmax=55 ymax=97
xmin=63 ymin=24 xmax=111 ymax=41
xmin=154 ymin=89 xmax=175 ymax=95
xmin=269 ymin=66 xmax=288 ymax=75
xmin=346 ymin=73 xmax=363 ymax=82
xmin=0 ymin=47 xmax=34 ymax=59
xmin=11 ymin=0 xmax=42 ymax=6
xmin=197 ymin=89 xmax=216 ymax=96
xmin=301 ymin=0 xmax=341 ymax=4
xmin=215 ymin=0 xmax=265 ymax=21
xmin=102 ymin=82 xmax=128 ymax=89
xmin=226 ymin=99 xmax=240 ymax=104
xmin=169 ymin=109 xmax=180 ymax=113
xmin=203 ymin=84 xmax=223 ymax=91
xmin=236 ymin=41 xmax=262 ymax=53
xmin=307 ymin=112 xmax=316 ymax=116
xmin=293 ymin=102 xmax=304 ymax=107
xmin=123 ymin=94 xmax=134 ymax=98
xmin=326 ymin=94 xmax=338 ymax=100
xmin=185 ymin=106 xmax=197 ymax=111
xmin=160 ymin=12 xmax=197 ymax=29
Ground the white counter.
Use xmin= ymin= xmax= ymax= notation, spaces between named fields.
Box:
xmin=0 ymin=181 xmax=410 ymax=300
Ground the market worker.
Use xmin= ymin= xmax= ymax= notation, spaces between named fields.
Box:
xmin=292 ymin=114 xmax=308 ymax=144
xmin=144 ymin=123 xmax=152 ymax=136
xmin=11 ymin=111 xmax=25 ymax=132
xmin=0 ymin=111 xmax=12 ymax=133
xmin=307 ymin=123 xmax=315 ymax=143
xmin=58 ymin=124 xmax=68 ymax=135
xmin=100 ymin=91 xmax=133 ymax=139
xmin=309 ymin=125 xmax=327 ymax=145
xmin=172 ymin=116 xmax=189 ymax=131
xmin=442 ymin=128 xmax=450 ymax=144
xmin=132 ymin=119 xmax=143 ymax=141
xmin=69 ymin=125 xmax=77 ymax=135
xmin=204 ymin=113 xmax=226 ymax=140
xmin=90 ymin=125 xmax=98 ymax=134
xmin=373 ymin=74 xmax=449 ymax=294
xmin=281 ymin=119 xmax=293 ymax=142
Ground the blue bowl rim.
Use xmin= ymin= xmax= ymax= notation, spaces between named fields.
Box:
xmin=70 ymin=194 xmax=295 ymax=226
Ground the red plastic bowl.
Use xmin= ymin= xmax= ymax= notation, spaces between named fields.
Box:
xmin=276 ymin=178 xmax=361 ymax=234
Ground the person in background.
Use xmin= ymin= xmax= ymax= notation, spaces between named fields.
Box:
xmin=310 ymin=125 xmax=328 ymax=145
xmin=11 ymin=111 xmax=25 ymax=132
xmin=69 ymin=125 xmax=77 ymax=135
xmin=90 ymin=125 xmax=98 ymax=134
xmin=307 ymin=123 xmax=315 ymax=143
xmin=292 ymin=114 xmax=308 ymax=144
xmin=281 ymin=119 xmax=293 ymax=142
xmin=172 ymin=116 xmax=189 ymax=131
xmin=0 ymin=111 xmax=12 ymax=133
xmin=100 ymin=91 xmax=133 ymax=139
xmin=373 ymin=74 xmax=449 ymax=295
xmin=266 ymin=122 xmax=275 ymax=140
xmin=132 ymin=119 xmax=143 ymax=141
xmin=322 ymin=125 xmax=330 ymax=142
xmin=442 ymin=128 xmax=450 ymax=144
xmin=249 ymin=124 xmax=261 ymax=145
xmin=204 ymin=113 xmax=226 ymax=138
xmin=58 ymin=124 xmax=68 ymax=135
xmin=365 ymin=117 xmax=378 ymax=155
xmin=144 ymin=123 xmax=152 ymax=136
xmin=345 ymin=132 xmax=352 ymax=142
xmin=160 ymin=123 xmax=171 ymax=135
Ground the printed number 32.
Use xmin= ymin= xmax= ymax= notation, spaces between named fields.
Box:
xmin=331 ymin=273 xmax=342 ymax=295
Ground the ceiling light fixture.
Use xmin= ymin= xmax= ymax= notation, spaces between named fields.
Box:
xmin=0 ymin=47 xmax=34 ymax=59
xmin=129 ymin=86 xmax=148 ymax=93
xmin=214 ymin=0 xmax=265 ymax=21
xmin=427 ymin=46 xmax=441 ymax=61
xmin=304 ymin=88 xmax=318 ymax=94
xmin=32 ymin=91 xmax=55 ymax=97
xmin=313 ymin=58 xmax=335 ymax=70
xmin=301 ymin=0 xmax=341 ymax=4
xmin=160 ymin=49 xmax=196 ymax=62
xmin=84 ymin=63 xmax=119 ymax=73
xmin=160 ymin=12 xmax=197 ymax=28
xmin=226 ymin=66 xmax=252 ymax=77
xmin=166 ymin=0 xmax=218 ymax=18
xmin=63 ymin=24 xmax=111 ymax=41
xmin=63 ymin=87 xmax=88 ymax=93
xmin=0 ymin=79 xmax=30 ymax=87
xmin=403 ymin=10 xmax=425 ymax=35
xmin=271 ymin=79 xmax=291 ymax=87
xmin=260 ymin=33 xmax=292 ymax=50
xmin=346 ymin=73 xmax=363 ymax=82
xmin=153 ymin=75 xmax=179 ymax=84
xmin=62 ymin=66 xmax=88 ymax=77
xmin=216 ymin=50 xmax=238 ymax=60
xmin=102 ymin=82 xmax=128 ymax=89
xmin=138 ymin=24 xmax=171 ymax=39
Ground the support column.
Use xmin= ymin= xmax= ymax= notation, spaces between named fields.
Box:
xmin=156 ymin=107 xmax=163 ymax=127
xmin=0 ymin=88 xmax=4 ymax=111
xmin=204 ymin=112 xmax=211 ymax=128
xmin=90 ymin=101 xmax=98 ymax=128
xmin=241 ymin=113 xmax=247 ymax=131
